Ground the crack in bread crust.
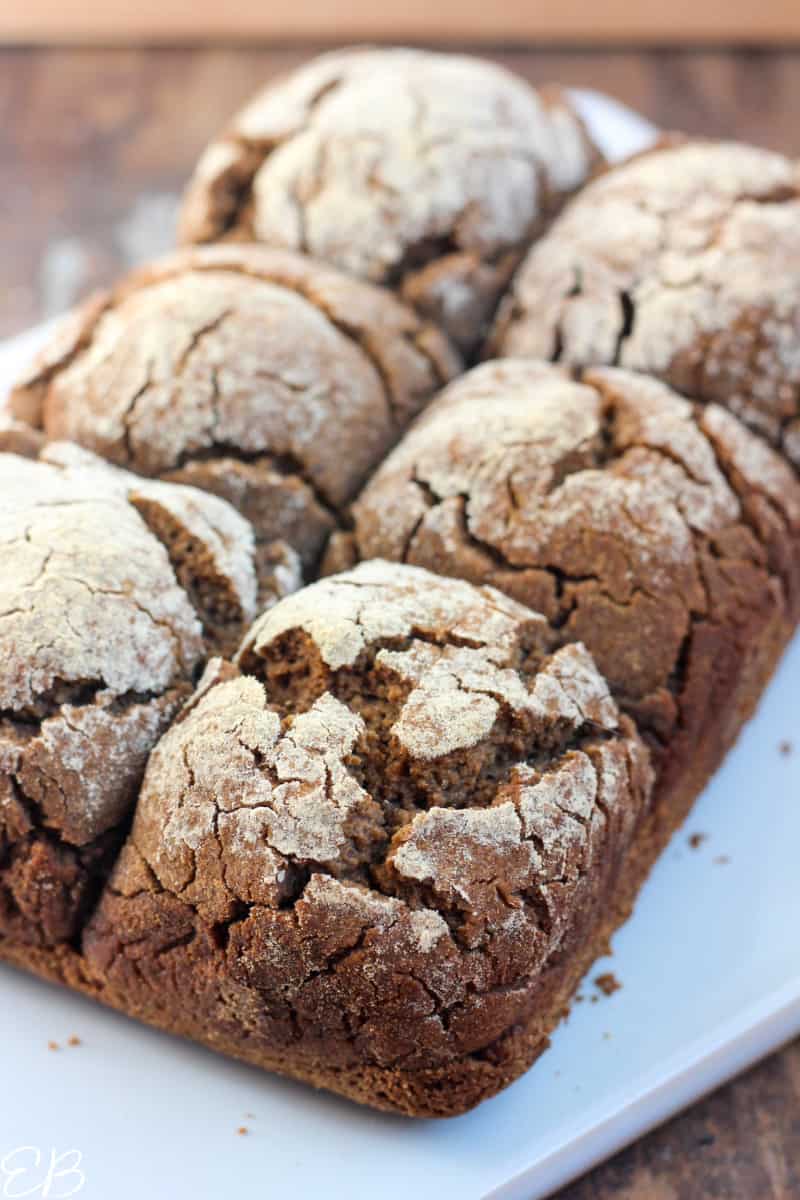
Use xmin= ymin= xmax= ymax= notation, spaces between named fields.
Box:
xmin=340 ymin=363 xmax=800 ymax=800
xmin=491 ymin=139 xmax=800 ymax=467
xmin=177 ymin=48 xmax=598 ymax=354
xmin=4 ymin=96 xmax=799 ymax=1124
xmin=0 ymin=447 xmax=259 ymax=949
xmin=9 ymin=246 xmax=458 ymax=588
xmin=82 ymin=562 xmax=652 ymax=1084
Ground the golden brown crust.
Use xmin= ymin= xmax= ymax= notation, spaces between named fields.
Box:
xmin=177 ymin=48 xmax=599 ymax=353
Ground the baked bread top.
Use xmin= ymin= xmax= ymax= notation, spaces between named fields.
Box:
xmin=3 ymin=62 xmax=798 ymax=1117
xmin=177 ymin=47 xmax=598 ymax=353
xmin=86 ymin=560 xmax=651 ymax=1082
xmin=336 ymin=361 xmax=800 ymax=752
xmin=0 ymin=444 xmax=260 ymax=945
xmin=9 ymin=245 xmax=457 ymax=589
xmin=491 ymin=139 xmax=800 ymax=467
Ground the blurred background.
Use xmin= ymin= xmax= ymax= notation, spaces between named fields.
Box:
xmin=1 ymin=0 xmax=798 ymax=42
xmin=2 ymin=3 xmax=800 ymax=340
xmin=0 ymin=4 xmax=799 ymax=1198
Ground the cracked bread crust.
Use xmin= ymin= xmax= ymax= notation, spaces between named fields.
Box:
xmin=177 ymin=48 xmax=598 ymax=354
xmin=490 ymin=139 xmax=800 ymax=467
xmin=83 ymin=562 xmax=652 ymax=1116
xmin=336 ymin=362 xmax=800 ymax=824
xmin=9 ymin=245 xmax=458 ymax=594
xmin=0 ymin=446 xmax=259 ymax=950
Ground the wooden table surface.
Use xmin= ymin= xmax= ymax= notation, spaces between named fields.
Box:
xmin=1 ymin=45 xmax=799 ymax=1198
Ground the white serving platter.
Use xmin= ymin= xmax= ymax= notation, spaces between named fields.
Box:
xmin=0 ymin=91 xmax=798 ymax=1200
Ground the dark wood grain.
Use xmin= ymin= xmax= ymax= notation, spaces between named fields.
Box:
xmin=559 ymin=1039 xmax=800 ymax=1199
xmin=0 ymin=46 xmax=798 ymax=1198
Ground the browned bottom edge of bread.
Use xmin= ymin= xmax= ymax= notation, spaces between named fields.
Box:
xmin=0 ymin=779 xmax=691 ymax=1118
xmin=0 ymin=619 xmax=792 ymax=1119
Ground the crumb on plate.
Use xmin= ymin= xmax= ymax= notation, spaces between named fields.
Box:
xmin=594 ymin=972 xmax=622 ymax=997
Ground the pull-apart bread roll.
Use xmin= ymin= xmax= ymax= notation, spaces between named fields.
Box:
xmin=178 ymin=48 xmax=598 ymax=354
xmin=9 ymin=245 xmax=457 ymax=600
xmin=336 ymin=362 xmax=800 ymax=833
xmin=0 ymin=444 xmax=258 ymax=979
xmin=491 ymin=139 xmax=800 ymax=468
xmin=84 ymin=561 xmax=651 ymax=1116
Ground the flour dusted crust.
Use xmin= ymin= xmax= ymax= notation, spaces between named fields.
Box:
xmin=84 ymin=562 xmax=651 ymax=1114
xmin=9 ymin=245 xmax=457 ymax=594
xmin=178 ymin=48 xmax=598 ymax=353
xmin=0 ymin=447 xmax=258 ymax=948
xmin=491 ymin=139 xmax=800 ymax=466
xmin=342 ymin=362 xmax=800 ymax=812
xmin=4 ymin=93 xmax=800 ymax=1120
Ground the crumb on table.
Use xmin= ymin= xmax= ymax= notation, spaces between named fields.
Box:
xmin=714 ymin=854 xmax=731 ymax=865
xmin=237 ymin=1127 xmax=248 ymax=1136
xmin=47 ymin=1040 xmax=59 ymax=1051
xmin=779 ymin=739 xmax=793 ymax=756
xmin=594 ymin=972 xmax=622 ymax=997
xmin=67 ymin=1035 xmax=81 ymax=1047
xmin=689 ymin=832 xmax=708 ymax=849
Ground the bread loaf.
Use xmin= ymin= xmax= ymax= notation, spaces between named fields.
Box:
xmin=2 ymin=52 xmax=797 ymax=1119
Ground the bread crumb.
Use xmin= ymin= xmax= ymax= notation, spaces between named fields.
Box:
xmin=47 ymin=1041 xmax=59 ymax=1051
xmin=602 ymin=1032 xmax=612 ymax=1040
xmin=688 ymin=832 xmax=708 ymax=849
xmin=237 ymin=1127 xmax=248 ymax=1136
xmin=67 ymin=1035 xmax=81 ymax=1047
xmin=594 ymin=972 xmax=622 ymax=997
xmin=779 ymin=740 xmax=793 ymax=756
xmin=713 ymin=854 xmax=731 ymax=865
